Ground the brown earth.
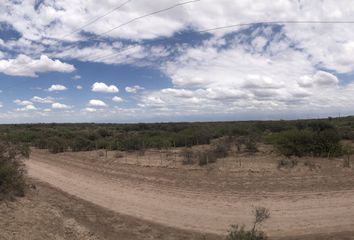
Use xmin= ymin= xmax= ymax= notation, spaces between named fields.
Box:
xmin=20 ymin=148 xmax=354 ymax=239
xmin=0 ymin=179 xmax=217 ymax=240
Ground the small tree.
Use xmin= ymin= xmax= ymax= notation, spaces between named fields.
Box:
xmin=226 ymin=207 xmax=270 ymax=240
xmin=251 ymin=207 xmax=270 ymax=233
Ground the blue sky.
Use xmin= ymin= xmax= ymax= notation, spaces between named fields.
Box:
xmin=1 ymin=0 xmax=354 ymax=123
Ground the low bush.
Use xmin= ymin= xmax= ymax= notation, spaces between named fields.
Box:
xmin=245 ymin=138 xmax=258 ymax=153
xmin=277 ymin=158 xmax=298 ymax=169
xmin=304 ymin=159 xmax=317 ymax=171
xmin=114 ymin=151 xmax=124 ymax=158
xmin=226 ymin=207 xmax=270 ymax=240
xmin=0 ymin=143 xmax=29 ymax=201
xmin=97 ymin=150 xmax=105 ymax=157
xmin=197 ymin=150 xmax=218 ymax=166
xmin=226 ymin=225 xmax=267 ymax=240
xmin=181 ymin=148 xmax=195 ymax=165
xmin=268 ymin=122 xmax=342 ymax=157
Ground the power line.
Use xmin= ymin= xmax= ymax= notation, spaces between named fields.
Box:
xmin=61 ymin=0 xmax=134 ymax=39
xmin=93 ymin=20 xmax=354 ymax=62
xmin=0 ymin=0 xmax=201 ymax=91
xmin=197 ymin=20 xmax=354 ymax=33
xmin=3 ymin=20 xmax=354 ymax=91
xmin=93 ymin=0 xmax=201 ymax=39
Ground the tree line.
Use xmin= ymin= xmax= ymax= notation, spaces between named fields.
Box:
xmin=0 ymin=117 xmax=352 ymax=156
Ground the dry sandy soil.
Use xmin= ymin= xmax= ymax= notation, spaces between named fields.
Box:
xmin=0 ymin=180 xmax=214 ymax=240
xmin=3 ymin=146 xmax=354 ymax=239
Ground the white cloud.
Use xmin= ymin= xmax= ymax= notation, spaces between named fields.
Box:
xmin=76 ymin=85 xmax=83 ymax=90
xmin=14 ymin=99 xmax=33 ymax=106
xmin=91 ymin=82 xmax=119 ymax=93
xmin=2 ymin=1 xmax=354 ymax=120
xmin=297 ymin=71 xmax=339 ymax=88
xmin=82 ymin=107 xmax=97 ymax=112
xmin=112 ymin=96 xmax=123 ymax=103
xmin=88 ymin=99 xmax=108 ymax=107
xmin=48 ymin=84 xmax=67 ymax=92
xmin=313 ymin=71 xmax=339 ymax=86
xmin=125 ymin=85 xmax=144 ymax=93
xmin=16 ymin=104 xmax=37 ymax=111
xmin=52 ymin=102 xmax=71 ymax=109
xmin=31 ymin=96 xmax=54 ymax=104
xmin=72 ymin=75 xmax=81 ymax=80
xmin=0 ymin=55 xmax=75 ymax=77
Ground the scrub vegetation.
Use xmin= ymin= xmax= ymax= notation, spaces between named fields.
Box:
xmin=0 ymin=117 xmax=352 ymax=158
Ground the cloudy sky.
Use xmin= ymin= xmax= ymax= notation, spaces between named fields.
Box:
xmin=1 ymin=0 xmax=354 ymax=123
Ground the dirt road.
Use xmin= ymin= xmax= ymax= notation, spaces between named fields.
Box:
xmin=27 ymin=150 xmax=354 ymax=238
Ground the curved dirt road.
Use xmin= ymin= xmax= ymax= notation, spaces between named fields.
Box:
xmin=27 ymin=151 xmax=354 ymax=238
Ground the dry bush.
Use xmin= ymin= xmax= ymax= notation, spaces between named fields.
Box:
xmin=342 ymin=144 xmax=352 ymax=168
xmin=245 ymin=138 xmax=258 ymax=153
xmin=97 ymin=150 xmax=105 ymax=157
xmin=304 ymin=159 xmax=317 ymax=171
xmin=114 ymin=151 xmax=124 ymax=158
xmin=226 ymin=207 xmax=270 ymax=240
xmin=277 ymin=158 xmax=298 ymax=169
xmin=0 ymin=143 xmax=29 ymax=201
xmin=138 ymin=149 xmax=145 ymax=156
xmin=181 ymin=148 xmax=195 ymax=165
xmin=197 ymin=151 xmax=218 ymax=166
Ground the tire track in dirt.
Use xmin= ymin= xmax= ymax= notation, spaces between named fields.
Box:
xmin=27 ymin=153 xmax=354 ymax=237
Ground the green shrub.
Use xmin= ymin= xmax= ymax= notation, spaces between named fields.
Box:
xmin=226 ymin=225 xmax=267 ymax=240
xmin=269 ymin=122 xmax=342 ymax=157
xmin=0 ymin=143 xmax=29 ymax=201
xmin=47 ymin=137 xmax=67 ymax=153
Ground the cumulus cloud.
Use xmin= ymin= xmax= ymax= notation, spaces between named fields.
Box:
xmin=2 ymin=1 xmax=354 ymax=121
xmin=88 ymin=99 xmax=108 ymax=107
xmin=313 ymin=71 xmax=339 ymax=86
xmin=31 ymin=96 xmax=54 ymax=104
xmin=48 ymin=84 xmax=67 ymax=92
xmin=76 ymin=85 xmax=83 ymax=90
xmin=125 ymin=85 xmax=144 ymax=93
xmin=0 ymin=55 xmax=75 ymax=77
xmin=52 ymin=102 xmax=71 ymax=109
xmin=112 ymin=96 xmax=124 ymax=103
xmin=91 ymin=82 xmax=119 ymax=93
xmin=298 ymin=71 xmax=339 ymax=88
xmin=16 ymin=104 xmax=37 ymax=111
xmin=14 ymin=99 xmax=33 ymax=106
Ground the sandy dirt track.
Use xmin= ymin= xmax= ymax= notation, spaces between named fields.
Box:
xmin=27 ymin=150 xmax=354 ymax=238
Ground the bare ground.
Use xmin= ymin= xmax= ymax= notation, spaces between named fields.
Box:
xmin=21 ymin=148 xmax=354 ymax=239
xmin=0 ymin=179 xmax=217 ymax=240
